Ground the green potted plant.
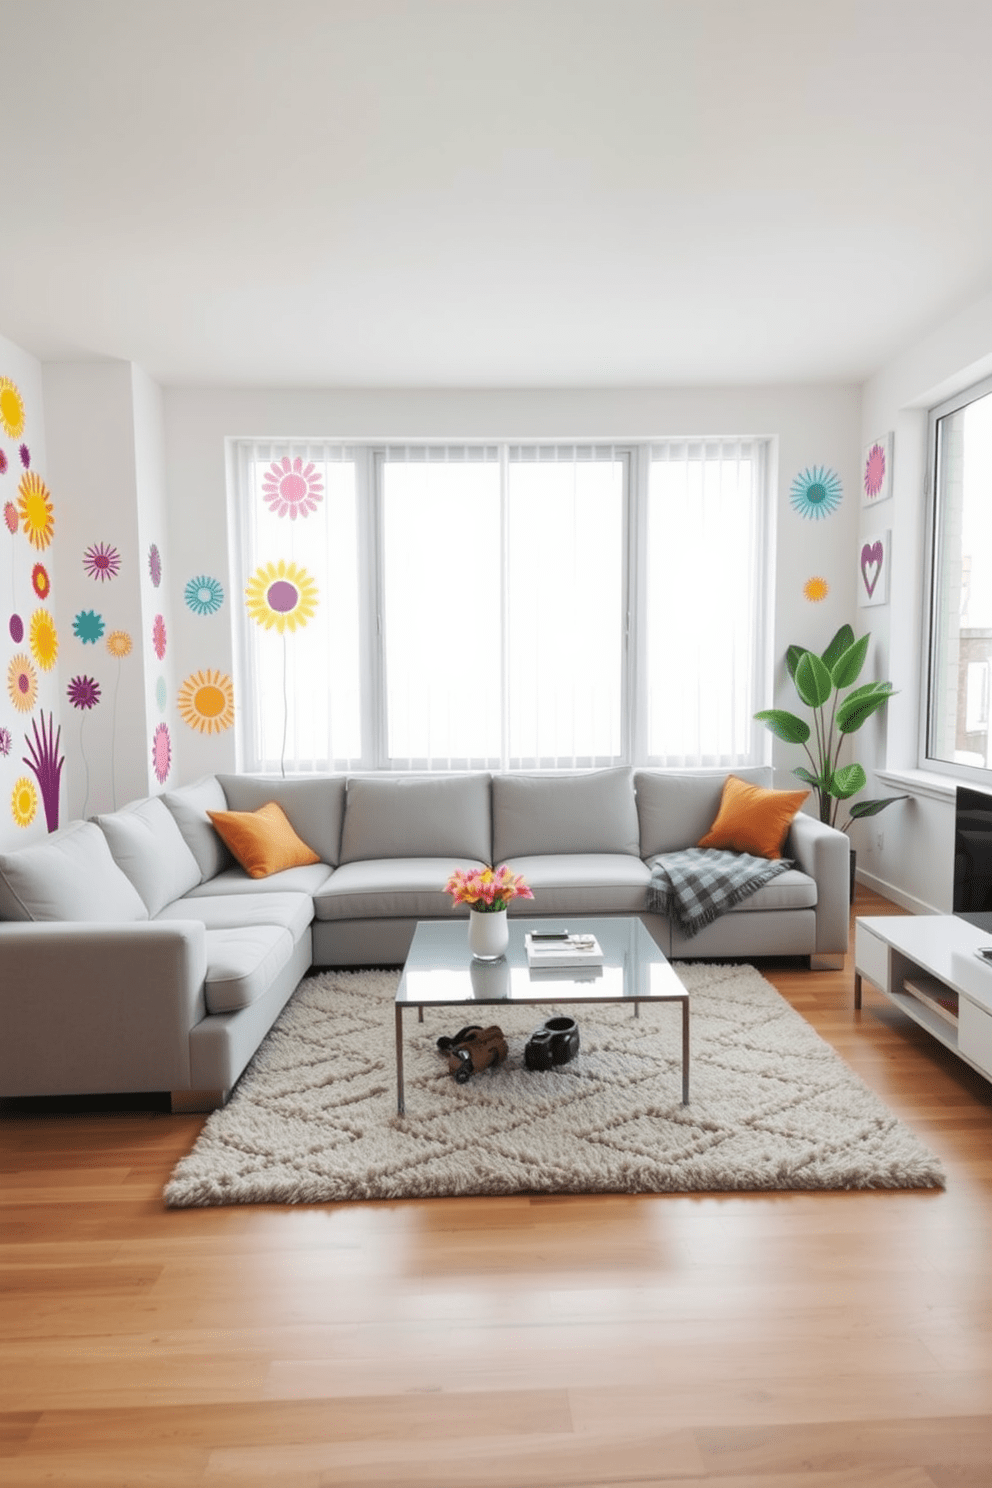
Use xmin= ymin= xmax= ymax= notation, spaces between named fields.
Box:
xmin=754 ymin=625 xmax=907 ymax=894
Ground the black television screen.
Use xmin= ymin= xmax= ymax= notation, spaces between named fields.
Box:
xmin=953 ymin=785 xmax=992 ymax=931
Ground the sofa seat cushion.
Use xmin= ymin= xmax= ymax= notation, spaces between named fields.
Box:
xmin=502 ymin=854 xmax=652 ymax=915
xmin=183 ymin=862 xmax=334 ymax=898
xmin=203 ymin=925 xmax=295 ymax=1014
xmin=725 ymin=868 xmax=817 ymax=913
xmin=644 ymin=857 xmax=817 ymax=915
xmin=314 ymin=858 xmax=488 ymax=922
xmin=157 ymin=891 xmax=314 ymax=942
xmin=0 ymin=820 xmax=149 ymax=923
xmin=95 ymin=796 xmax=202 ymax=915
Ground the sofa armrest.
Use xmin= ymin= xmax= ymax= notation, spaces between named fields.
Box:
xmin=0 ymin=920 xmax=208 ymax=1097
xmin=786 ymin=813 xmax=850 ymax=955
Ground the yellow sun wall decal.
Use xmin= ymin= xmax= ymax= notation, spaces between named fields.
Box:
xmin=106 ymin=630 xmax=133 ymax=659
xmin=178 ymin=669 xmax=234 ymax=734
xmin=11 ymin=776 xmax=38 ymax=828
xmin=803 ymin=577 xmax=829 ymax=602
xmin=29 ymin=608 xmax=58 ymax=671
xmin=0 ymin=377 xmax=26 ymax=439
xmin=16 ymin=472 xmax=55 ymax=550
xmin=245 ymin=559 xmax=319 ymax=634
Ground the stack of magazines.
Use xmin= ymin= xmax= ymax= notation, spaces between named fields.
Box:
xmin=525 ymin=931 xmax=604 ymax=968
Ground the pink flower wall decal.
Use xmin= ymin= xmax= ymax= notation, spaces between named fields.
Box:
xmin=83 ymin=541 xmax=121 ymax=582
xmin=152 ymin=722 xmax=172 ymax=784
xmin=864 ymin=443 xmax=886 ymax=498
xmin=262 ymin=455 xmax=324 ymax=519
xmin=152 ymin=613 xmax=167 ymax=660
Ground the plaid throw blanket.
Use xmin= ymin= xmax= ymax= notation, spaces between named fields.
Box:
xmin=647 ymin=847 xmax=793 ymax=938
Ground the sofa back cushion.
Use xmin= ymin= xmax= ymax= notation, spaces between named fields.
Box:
xmin=635 ymin=766 xmax=773 ymax=858
xmin=492 ymin=767 xmax=640 ymax=861
xmin=95 ymin=796 xmax=203 ymax=916
xmin=162 ymin=776 xmax=233 ymax=881
xmin=0 ymin=820 xmax=149 ymax=922
xmin=217 ymin=774 xmax=345 ymax=866
xmin=339 ymin=773 xmax=492 ymax=863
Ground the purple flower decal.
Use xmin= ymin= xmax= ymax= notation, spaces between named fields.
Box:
xmin=82 ymin=541 xmax=121 ymax=583
xmin=0 ymin=450 xmax=7 ymax=474
xmin=148 ymin=543 xmax=162 ymax=587
xmin=19 ymin=444 xmax=30 ymax=469
xmin=0 ymin=727 xmax=11 ymax=757
xmin=67 ymin=674 xmax=101 ymax=711
xmin=9 ymin=613 xmax=23 ymax=643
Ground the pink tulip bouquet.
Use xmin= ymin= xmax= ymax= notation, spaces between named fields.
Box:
xmin=444 ymin=864 xmax=534 ymax=914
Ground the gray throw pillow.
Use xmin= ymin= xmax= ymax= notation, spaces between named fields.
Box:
xmin=0 ymin=820 xmax=149 ymax=922
xmin=95 ymin=796 xmax=203 ymax=916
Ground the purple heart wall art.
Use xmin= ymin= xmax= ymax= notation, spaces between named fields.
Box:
xmin=859 ymin=530 xmax=890 ymax=606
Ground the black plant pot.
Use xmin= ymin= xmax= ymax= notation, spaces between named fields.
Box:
xmin=849 ymin=846 xmax=857 ymax=904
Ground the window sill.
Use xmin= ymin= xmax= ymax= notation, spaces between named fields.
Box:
xmin=876 ymin=768 xmax=957 ymax=802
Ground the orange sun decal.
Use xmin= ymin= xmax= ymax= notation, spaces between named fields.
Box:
xmin=803 ymin=577 xmax=829 ymax=603
xmin=178 ymin=669 xmax=234 ymax=734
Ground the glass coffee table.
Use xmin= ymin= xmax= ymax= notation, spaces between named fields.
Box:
xmin=394 ymin=916 xmax=690 ymax=1115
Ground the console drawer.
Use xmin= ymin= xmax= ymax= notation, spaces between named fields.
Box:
xmin=959 ymin=999 xmax=992 ymax=1078
xmin=855 ymin=924 xmax=889 ymax=994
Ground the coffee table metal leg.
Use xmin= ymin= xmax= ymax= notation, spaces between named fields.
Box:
xmin=395 ymin=1003 xmax=406 ymax=1116
xmin=681 ymin=997 xmax=690 ymax=1105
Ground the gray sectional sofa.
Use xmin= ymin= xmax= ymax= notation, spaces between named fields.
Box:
xmin=0 ymin=765 xmax=849 ymax=1109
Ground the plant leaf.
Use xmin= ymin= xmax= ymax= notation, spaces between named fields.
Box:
xmin=754 ymin=708 xmax=811 ymax=744
xmin=786 ymin=645 xmax=807 ymax=681
xmin=847 ymin=794 xmax=910 ymax=819
xmin=794 ymin=651 xmax=833 ymax=708
xmin=837 ymin=682 xmax=895 ymax=732
xmin=830 ymin=634 xmax=869 ymax=689
xmin=792 ymin=766 xmax=825 ymax=788
xmin=821 ymin=625 xmax=855 ymax=672
xmin=830 ymin=762 xmax=867 ymax=799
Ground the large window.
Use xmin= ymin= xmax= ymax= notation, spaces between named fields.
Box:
xmin=926 ymin=377 xmax=992 ymax=782
xmin=229 ymin=439 xmax=770 ymax=774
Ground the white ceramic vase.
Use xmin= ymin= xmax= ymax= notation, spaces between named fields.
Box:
xmin=468 ymin=908 xmax=508 ymax=961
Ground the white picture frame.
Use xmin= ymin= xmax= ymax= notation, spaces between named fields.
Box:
xmin=859 ymin=530 xmax=890 ymax=607
xmin=862 ymin=432 xmax=893 ymax=505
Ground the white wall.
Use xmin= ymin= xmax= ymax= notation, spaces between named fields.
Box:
xmin=163 ymin=384 xmax=861 ymax=782
xmin=857 ymin=290 xmax=992 ymax=912
xmin=0 ymin=334 xmax=56 ymax=849
xmin=43 ymin=362 xmax=149 ymax=816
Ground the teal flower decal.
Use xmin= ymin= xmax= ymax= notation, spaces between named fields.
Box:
xmin=185 ymin=574 xmax=224 ymax=615
xmin=73 ymin=609 xmax=105 ymax=644
xmin=790 ymin=465 xmax=842 ymax=520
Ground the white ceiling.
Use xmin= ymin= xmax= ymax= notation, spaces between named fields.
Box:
xmin=2 ymin=0 xmax=990 ymax=389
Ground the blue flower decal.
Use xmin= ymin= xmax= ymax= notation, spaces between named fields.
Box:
xmin=789 ymin=465 xmax=842 ymax=520
xmin=185 ymin=574 xmax=224 ymax=615
xmin=73 ymin=609 xmax=105 ymax=644
xmin=155 ymin=675 xmax=167 ymax=712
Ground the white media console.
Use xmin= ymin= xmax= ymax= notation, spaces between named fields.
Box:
xmin=854 ymin=914 xmax=992 ymax=1083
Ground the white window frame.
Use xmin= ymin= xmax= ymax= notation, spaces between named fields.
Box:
xmin=922 ymin=374 xmax=992 ymax=787
xmin=229 ymin=437 xmax=772 ymax=775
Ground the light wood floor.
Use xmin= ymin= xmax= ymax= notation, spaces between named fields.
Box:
xmin=2 ymin=887 xmax=991 ymax=1487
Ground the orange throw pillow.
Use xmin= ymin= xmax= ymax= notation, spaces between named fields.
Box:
xmin=697 ymin=775 xmax=809 ymax=860
xmin=207 ymin=801 xmax=320 ymax=879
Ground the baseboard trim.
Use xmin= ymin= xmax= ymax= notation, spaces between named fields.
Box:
xmin=855 ymin=867 xmax=940 ymax=917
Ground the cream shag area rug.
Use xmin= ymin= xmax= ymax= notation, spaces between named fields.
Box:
xmin=165 ymin=963 xmax=944 ymax=1206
